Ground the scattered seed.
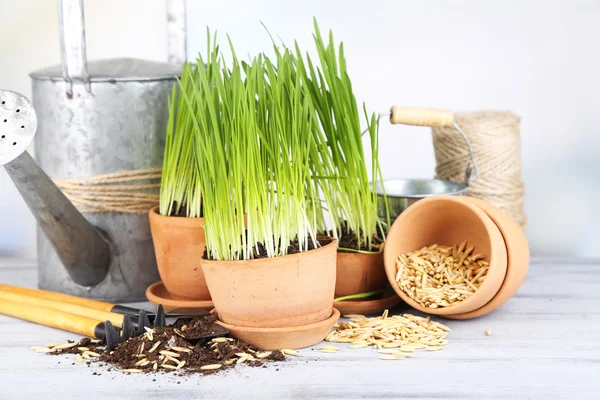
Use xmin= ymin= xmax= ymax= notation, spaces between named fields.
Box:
xmin=256 ymin=352 xmax=272 ymax=359
xmin=31 ymin=346 xmax=54 ymax=353
xmin=85 ymin=351 xmax=101 ymax=357
xmin=44 ymin=342 xmax=62 ymax=348
xmin=173 ymin=329 xmax=185 ymax=338
xmin=135 ymin=358 xmax=148 ymax=366
xmin=486 ymin=328 xmax=492 ymax=336
xmin=281 ymin=349 xmax=300 ymax=356
xmin=52 ymin=342 xmax=78 ymax=350
xmin=171 ymin=346 xmax=192 ymax=353
xmin=319 ymin=349 xmax=338 ymax=353
xmin=152 ymin=362 xmax=158 ymax=371
xmin=166 ymin=355 xmax=180 ymax=364
xmin=124 ymin=369 xmax=142 ymax=373
xmin=159 ymin=350 xmax=180 ymax=358
xmin=211 ymin=338 xmax=228 ymax=343
xmin=77 ymin=347 xmax=90 ymax=351
xmin=148 ymin=341 xmax=161 ymax=353
xmin=326 ymin=310 xmax=451 ymax=360
xmin=177 ymin=360 xmax=186 ymax=369
xmin=318 ymin=345 xmax=339 ymax=351
xmin=75 ymin=354 xmax=83 ymax=362
xmin=200 ymin=364 xmax=222 ymax=370
xmin=380 ymin=355 xmax=404 ymax=360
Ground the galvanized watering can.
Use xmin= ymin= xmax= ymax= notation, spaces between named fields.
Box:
xmin=0 ymin=0 xmax=186 ymax=301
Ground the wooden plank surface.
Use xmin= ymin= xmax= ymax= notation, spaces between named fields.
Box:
xmin=0 ymin=258 xmax=597 ymax=399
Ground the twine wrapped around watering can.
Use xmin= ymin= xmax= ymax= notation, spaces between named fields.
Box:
xmin=431 ymin=111 xmax=527 ymax=227
xmin=53 ymin=168 xmax=162 ymax=214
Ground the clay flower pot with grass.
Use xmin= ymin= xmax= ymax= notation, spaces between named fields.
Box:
xmin=149 ymin=63 xmax=211 ymax=301
xmin=294 ymin=20 xmax=393 ymax=308
xmin=181 ymin=32 xmax=338 ymax=349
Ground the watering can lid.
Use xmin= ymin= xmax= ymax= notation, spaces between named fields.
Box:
xmin=30 ymin=58 xmax=182 ymax=82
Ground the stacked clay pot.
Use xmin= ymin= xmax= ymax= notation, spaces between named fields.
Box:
xmin=383 ymin=195 xmax=529 ymax=319
xmin=201 ymin=238 xmax=339 ymax=350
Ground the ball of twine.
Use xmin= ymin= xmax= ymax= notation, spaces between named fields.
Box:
xmin=432 ymin=111 xmax=527 ymax=227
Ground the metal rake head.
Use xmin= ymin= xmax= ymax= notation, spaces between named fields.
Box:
xmin=104 ymin=305 xmax=166 ymax=350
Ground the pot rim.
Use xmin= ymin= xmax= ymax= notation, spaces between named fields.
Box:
xmin=149 ymin=205 xmax=204 ymax=225
xmin=384 ymin=195 xmax=507 ymax=315
xmin=201 ymin=236 xmax=338 ymax=265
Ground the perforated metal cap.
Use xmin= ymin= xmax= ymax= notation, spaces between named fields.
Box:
xmin=0 ymin=90 xmax=37 ymax=166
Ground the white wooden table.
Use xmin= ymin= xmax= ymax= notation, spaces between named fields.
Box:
xmin=0 ymin=257 xmax=598 ymax=399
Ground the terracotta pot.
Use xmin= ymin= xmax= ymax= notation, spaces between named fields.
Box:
xmin=383 ymin=196 xmax=507 ymax=315
xmin=148 ymin=206 xmax=211 ymax=301
xmin=201 ymin=238 xmax=337 ymax=328
xmin=217 ymin=308 xmax=341 ymax=350
xmin=335 ymin=251 xmax=388 ymax=297
xmin=445 ymin=197 xmax=529 ymax=319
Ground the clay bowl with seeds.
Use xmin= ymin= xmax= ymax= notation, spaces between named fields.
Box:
xmin=383 ymin=195 xmax=507 ymax=316
xmin=444 ymin=197 xmax=529 ymax=319
xmin=216 ymin=308 xmax=340 ymax=351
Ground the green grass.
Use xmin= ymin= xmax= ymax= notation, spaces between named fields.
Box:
xmin=178 ymin=30 xmax=321 ymax=261
xmin=293 ymin=19 xmax=389 ymax=252
xmin=159 ymin=62 xmax=202 ymax=218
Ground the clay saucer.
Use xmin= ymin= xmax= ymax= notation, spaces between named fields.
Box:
xmin=444 ymin=197 xmax=530 ymax=319
xmin=334 ymin=293 xmax=401 ymax=316
xmin=146 ymin=281 xmax=214 ymax=315
xmin=217 ymin=308 xmax=341 ymax=350
xmin=383 ymin=195 xmax=508 ymax=316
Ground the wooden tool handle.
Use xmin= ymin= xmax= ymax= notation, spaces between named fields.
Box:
xmin=0 ymin=284 xmax=115 ymax=312
xmin=0 ymin=298 xmax=101 ymax=338
xmin=0 ymin=290 xmax=124 ymax=328
xmin=389 ymin=106 xmax=454 ymax=127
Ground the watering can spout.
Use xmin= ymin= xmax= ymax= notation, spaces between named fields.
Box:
xmin=1 ymin=90 xmax=111 ymax=287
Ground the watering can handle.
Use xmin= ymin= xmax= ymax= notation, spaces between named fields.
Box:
xmin=58 ymin=0 xmax=187 ymax=95
xmin=58 ymin=0 xmax=89 ymax=94
xmin=387 ymin=106 xmax=479 ymax=183
xmin=389 ymin=106 xmax=454 ymax=127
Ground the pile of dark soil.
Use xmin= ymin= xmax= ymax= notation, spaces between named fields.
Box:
xmin=40 ymin=315 xmax=286 ymax=375
xmin=329 ymin=222 xmax=385 ymax=252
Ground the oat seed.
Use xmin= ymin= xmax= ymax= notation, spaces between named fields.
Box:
xmin=281 ymin=349 xmax=300 ymax=356
xmin=200 ymin=364 xmax=222 ymax=370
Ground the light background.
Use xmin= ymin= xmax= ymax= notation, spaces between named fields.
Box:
xmin=0 ymin=0 xmax=598 ymax=258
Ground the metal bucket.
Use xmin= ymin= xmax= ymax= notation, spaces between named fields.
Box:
xmin=374 ymin=107 xmax=479 ymax=223
xmin=375 ymin=179 xmax=468 ymax=223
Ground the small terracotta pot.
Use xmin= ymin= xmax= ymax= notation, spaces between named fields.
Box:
xmin=335 ymin=251 xmax=388 ymax=297
xmin=201 ymin=238 xmax=337 ymax=328
xmin=445 ymin=197 xmax=529 ymax=319
xmin=383 ymin=196 xmax=507 ymax=315
xmin=148 ymin=206 xmax=211 ymax=301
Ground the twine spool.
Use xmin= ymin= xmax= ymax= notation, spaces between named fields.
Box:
xmin=432 ymin=111 xmax=527 ymax=227
xmin=53 ymin=168 xmax=162 ymax=214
